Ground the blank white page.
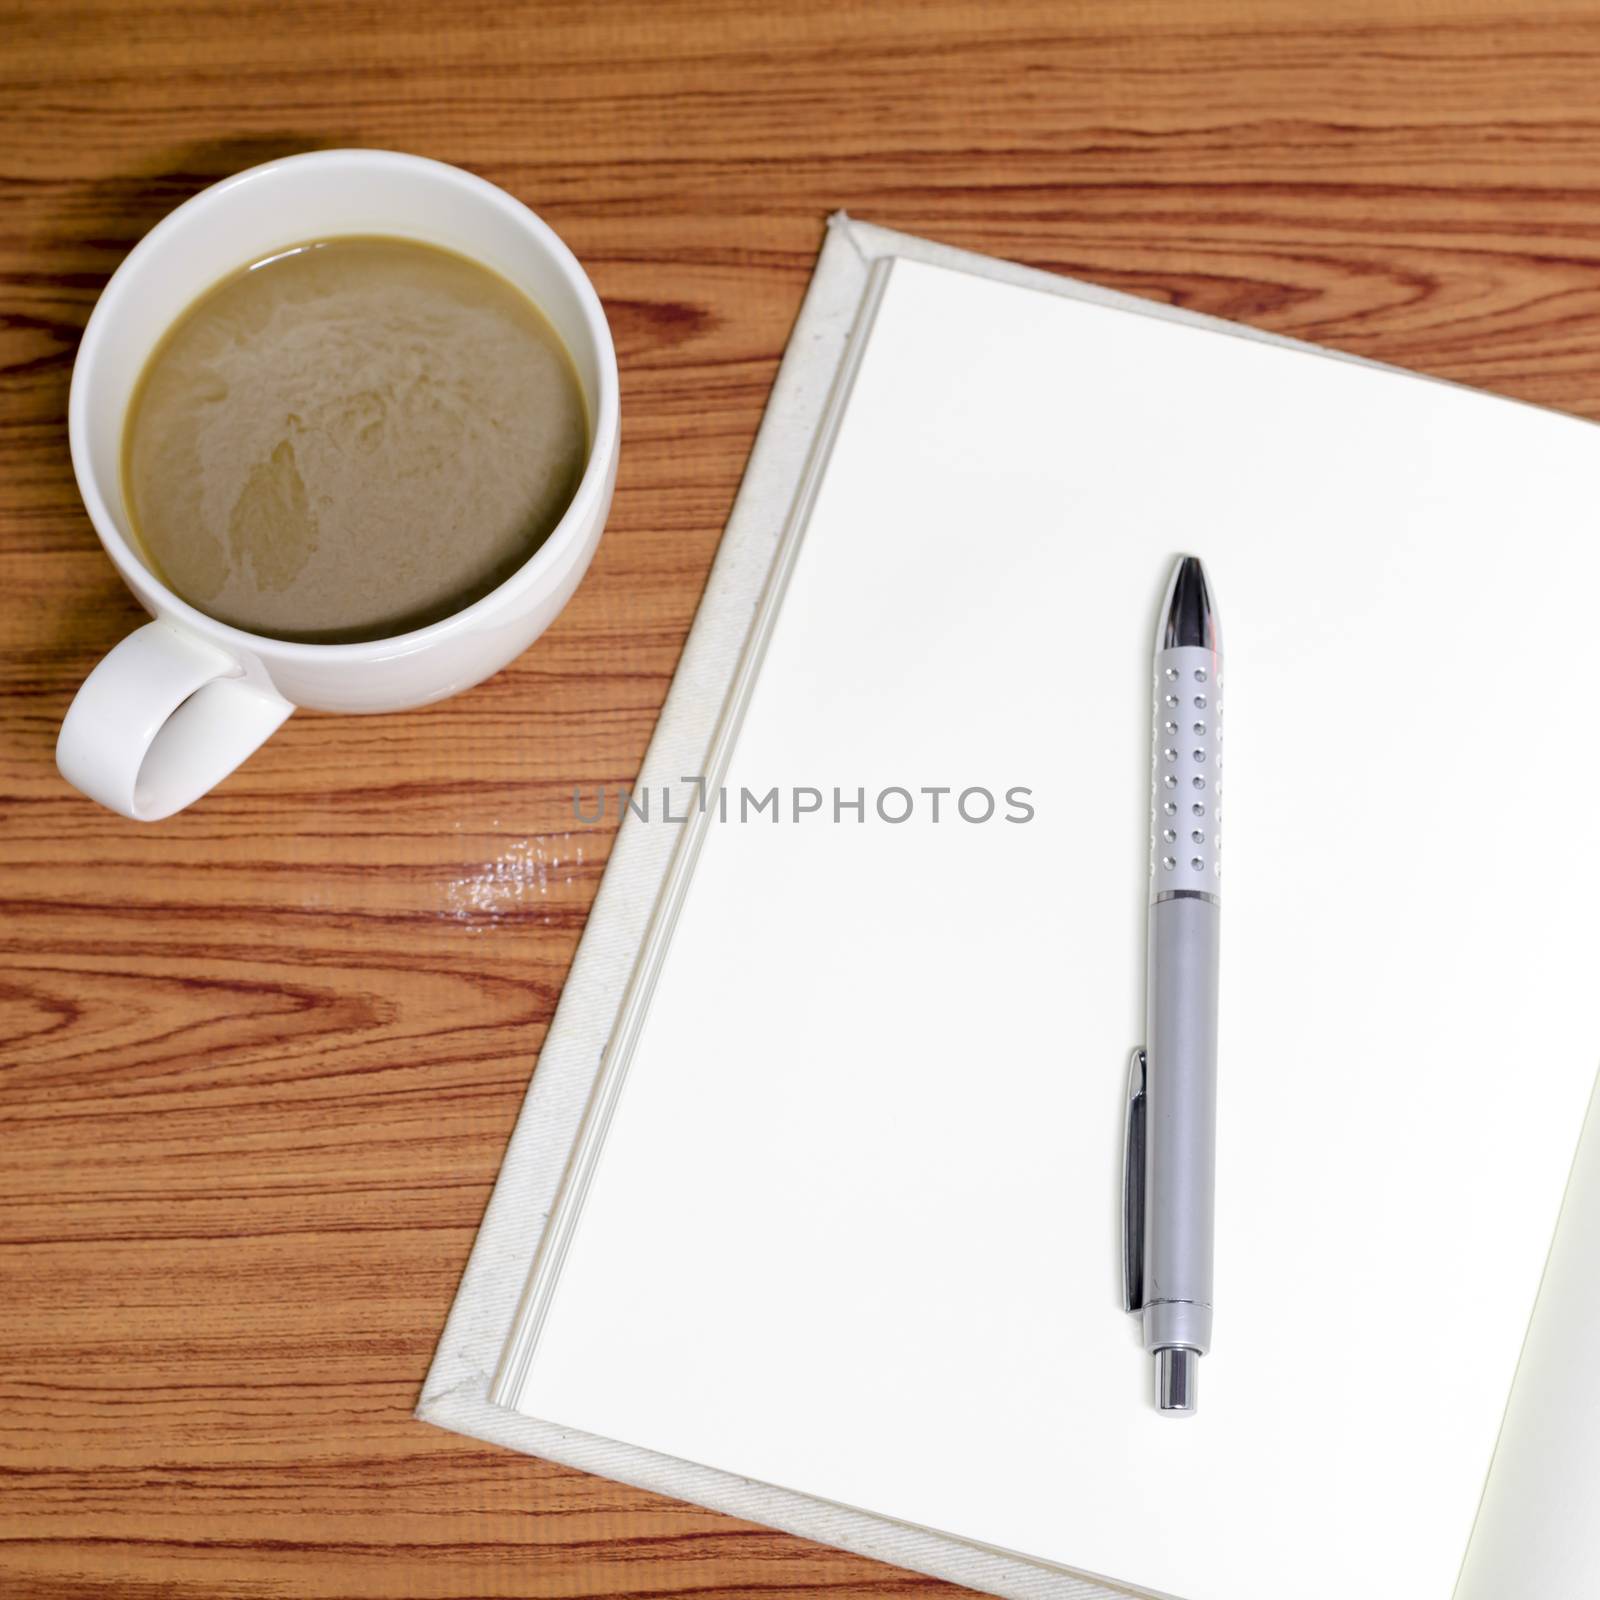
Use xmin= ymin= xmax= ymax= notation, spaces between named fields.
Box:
xmin=511 ymin=257 xmax=1600 ymax=1600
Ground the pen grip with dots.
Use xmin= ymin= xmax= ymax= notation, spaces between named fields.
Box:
xmin=1150 ymin=645 xmax=1221 ymax=903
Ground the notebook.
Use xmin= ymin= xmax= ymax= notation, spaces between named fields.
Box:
xmin=419 ymin=216 xmax=1600 ymax=1600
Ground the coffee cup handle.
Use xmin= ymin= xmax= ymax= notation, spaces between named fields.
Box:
xmin=56 ymin=620 xmax=294 ymax=821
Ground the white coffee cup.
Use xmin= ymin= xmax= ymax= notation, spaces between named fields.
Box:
xmin=57 ymin=149 xmax=619 ymax=821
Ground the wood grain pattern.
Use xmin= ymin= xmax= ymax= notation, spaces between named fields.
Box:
xmin=3 ymin=0 xmax=1598 ymax=1594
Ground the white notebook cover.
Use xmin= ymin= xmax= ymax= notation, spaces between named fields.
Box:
xmin=418 ymin=216 xmax=1600 ymax=1600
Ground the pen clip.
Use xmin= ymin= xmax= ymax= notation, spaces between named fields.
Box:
xmin=1122 ymin=1046 xmax=1147 ymax=1314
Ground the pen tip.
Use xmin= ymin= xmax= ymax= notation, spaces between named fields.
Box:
xmin=1159 ymin=556 xmax=1219 ymax=653
xmin=1156 ymin=1346 xmax=1199 ymax=1413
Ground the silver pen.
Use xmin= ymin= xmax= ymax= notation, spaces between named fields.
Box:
xmin=1122 ymin=555 xmax=1222 ymax=1413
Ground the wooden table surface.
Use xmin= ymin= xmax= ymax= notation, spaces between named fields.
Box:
xmin=4 ymin=1 xmax=1600 ymax=1594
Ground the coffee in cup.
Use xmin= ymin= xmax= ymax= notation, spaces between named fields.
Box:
xmin=57 ymin=150 xmax=619 ymax=822
xmin=123 ymin=234 xmax=590 ymax=645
